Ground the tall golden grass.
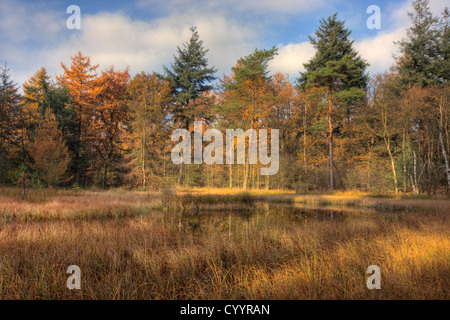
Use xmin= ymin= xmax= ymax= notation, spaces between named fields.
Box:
xmin=0 ymin=187 xmax=448 ymax=299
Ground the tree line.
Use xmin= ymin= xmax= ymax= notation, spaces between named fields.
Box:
xmin=0 ymin=0 xmax=448 ymax=194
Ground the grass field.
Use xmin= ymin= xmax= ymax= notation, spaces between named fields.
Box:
xmin=0 ymin=187 xmax=448 ymax=299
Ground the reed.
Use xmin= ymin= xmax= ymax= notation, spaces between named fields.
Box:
xmin=0 ymin=187 xmax=448 ymax=299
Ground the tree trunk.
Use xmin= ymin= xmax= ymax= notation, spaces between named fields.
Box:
xmin=244 ymin=88 xmax=256 ymax=191
xmin=142 ymin=135 xmax=146 ymax=187
xmin=402 ymin=131 xmax=407 ymax=192
xmin=178 ymin=162 xmax=183 ymax=186
xmin=413 ymin=150 xmax=418 ymax=194
xmin=438 ymin=96 xmax=450 ymax=189
xmin=21 ymin=169 xmax=26 ymax=199
xmin=303 ymin=104 xmax=307 ymax=174
xmin=102 ymin=162 xmax=108 ymax=189
xmin=385 ymin=137 xmax=398 ymax=194
xmin=328 ymin=98 xmax=334 ymax=191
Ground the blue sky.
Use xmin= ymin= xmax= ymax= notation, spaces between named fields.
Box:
xmin=1 ymin=0 xmax=448 ymax=88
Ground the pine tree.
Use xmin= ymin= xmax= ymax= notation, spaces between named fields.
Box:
xmin=395 ymin=1 xmax=450 ymax=194
xmin=0 ymin=64 xmax=22 ymax=183
xmin=28 ymin=109 xmax=70 ymax=187
xmin=23 ymin=67 xmax=78 ymax=185
xmin=0 ymin=64 xmax=21 ymax=144
xmin=298 ymin=13 xmax=368 ymax=191
xmin=435 ymin=7 xmax=450 ymax=83
xmin=163 ymin=26 xmax=217 ymax=185
xmin=396 ymin=0 xmax=440 ymax=87
xmin=163 ymin=26 xmax=217 ymax=129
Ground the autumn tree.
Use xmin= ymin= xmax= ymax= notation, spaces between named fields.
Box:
xmin=294 ymin=86 xmax=330 ymax=191
xmin=223 ymin=47 xmax=278 ymax=190
xmin=23 ymin=68 xmax=74 ymax=144
xmin=91 ymin=67 xmax=130 ymax=188
xmin=58 ymin=52 xmax=100 ymax=185
xmin=28 ymin=109 xmax=70 ymax=187
xmin=22 ymin=68 xmax=50 ymax=131
xmin=267 ymin=72 xmax=298 ymax=189
xmin=364 ymin=73 xmax=403 ymax=193
xmin=126 ymin=72 xmax=172 ymax=187
xmin=394 ymin=0 xmax=450 ymax=194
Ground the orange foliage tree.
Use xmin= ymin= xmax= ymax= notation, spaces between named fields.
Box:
xmin=126 ymin=72 xmax=172 ymax=187
xmin=28 ymin=109 xmax=70 ymax=187
xmin=91 ymin=67 xmax=130 ymax=188
xmin=58 ymin=51 xmax=100 ymax=185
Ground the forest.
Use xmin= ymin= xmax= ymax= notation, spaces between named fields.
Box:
xmin=1 ymin=0 xmax=449 ymax=195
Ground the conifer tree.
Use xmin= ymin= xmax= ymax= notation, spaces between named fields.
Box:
xmin=436 ymin=7 xmax=450 ymax=83
xmin=23 ymin=67 xmax=77 ymax=185
xmin=0 ymin=64 xmax=22 ymax=183
xmin=298 ymin=13 xmax=368 ymax=191
xmin=163 ymin=26 xmax=217 ymax=129
xmin=163 ymin=26 xmax=217 ymax=185
xmin=396 ymin=0 xmax=441 ymax=87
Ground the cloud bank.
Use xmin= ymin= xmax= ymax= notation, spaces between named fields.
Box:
xmin=1 ymin=0 xmax=448 ymax=89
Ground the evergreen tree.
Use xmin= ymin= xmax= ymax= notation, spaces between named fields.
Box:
xmin=396 ymin=0 xmax=441 ymax=87
xmin=24 ymin=67 xmax=78 ymax=185
xmin=0 ymin=63 xmax=21 ymax=146
xmin=163 ymin=26 xmax=217 ymax=129
xmin=0 ymin=64 xmax=22 ymax=183
xmin=163 ymin=26 xmax=217 ymax=185
xmin=435 ymin=7 xmax=450 ymax=83
xmin=298 ymin=13 xmax=368 ymax=191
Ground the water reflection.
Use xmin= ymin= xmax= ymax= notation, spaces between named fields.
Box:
xmin=172 ymin=202 xmax=375 ymax=234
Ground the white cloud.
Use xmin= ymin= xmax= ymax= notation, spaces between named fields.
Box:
xmin=269 ymin=0 xmax=450 ymax=78
xmin=269 ymin=29 xmax=407 ymax=79
xmin=269 ymin=42 xmax=315 ymax=76
xmin=2 ymin=0 xmax=448 ymax=90
xmin=358 ymin=0 xmax=449 ymax=75
xmin=388 ymin=0 xmax=449 ymax=29
xmin=355 ymin=28 xmax=407 ymax=75
xmin=0 ymin=3 xmax=258 ymax=89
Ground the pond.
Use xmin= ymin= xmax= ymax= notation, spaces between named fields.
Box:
xmin=168 ymin=202 xmax=381 ymax=235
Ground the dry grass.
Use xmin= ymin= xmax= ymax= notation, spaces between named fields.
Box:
xmin=0 ymin=187 xmax=448 ymax=299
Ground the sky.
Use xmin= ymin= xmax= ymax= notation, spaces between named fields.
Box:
xmin=1 ymin=0 xmax=448 ymax=89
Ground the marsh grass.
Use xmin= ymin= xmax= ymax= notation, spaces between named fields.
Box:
xmin=0 ymin=187 xmax=448 ymax=299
